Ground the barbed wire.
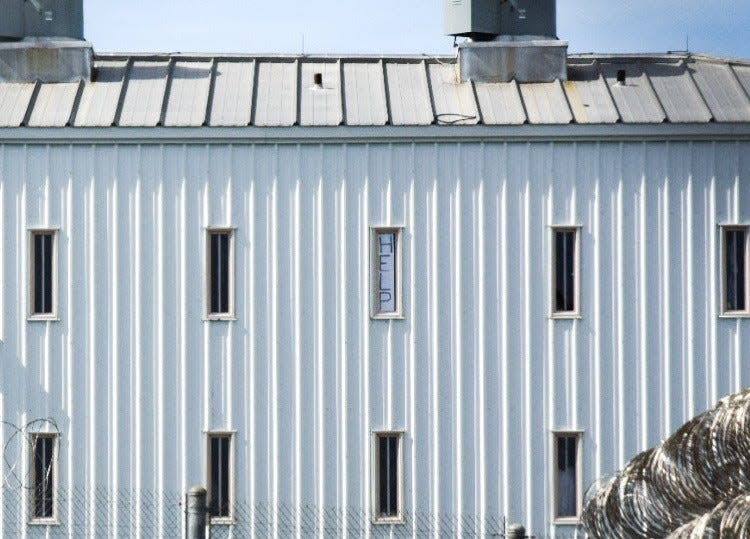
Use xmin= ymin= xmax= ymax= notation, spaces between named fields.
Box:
xmin=1 ymin=417 xmax=61 ymax=492
xmin=582 ymin=388 xmax=750 ymax=538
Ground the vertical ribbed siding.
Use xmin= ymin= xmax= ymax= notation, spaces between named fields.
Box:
xmin=0 ymin=140 xmax=748 ymax=537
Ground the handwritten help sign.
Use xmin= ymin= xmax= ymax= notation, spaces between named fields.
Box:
xmin=377 ymin=232 xmax=397 ymax=313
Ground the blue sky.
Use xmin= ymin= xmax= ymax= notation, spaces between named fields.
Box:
xmin=85 ymin=1 xmax=750 ymax=59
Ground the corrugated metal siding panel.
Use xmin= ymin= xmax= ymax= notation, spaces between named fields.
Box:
xmin=645 ymin=62 xmax=712 ymax=123
xmin=690 ymin=61 xmax=750 ymax=122
xmin=208 ymin=61 xmax=254 ymax=127
xmin=163 ymin=60 xmax=212 ymax=127
xmin=342 ymin=61 xmax=387 ymax=126
xmin=2 ymin=140 xmax=747 ymax=538
xmin=254 ymin=61 xmax=298 ymax=127
xmin=603 ymin=63 xmax=667 ymax=123
xmin=0 ymin=83 xmax=34 ymax=127
xmin=474 ymin=81 xmax=526 ymax=125
xmin=117 ymin=60 xmax=170 ymax=127
xmin=428 ymin=63 xmax=479 ymax=125
xmin=299 ymin=61 xmax=342 ymax=126
xmin=385 ymin=61 xmax=433 ymax=125
xmin=564 ymin=64 xmax=619 ymax=124
xmin=27 ymin=82 xmax=79 ymax=127
xmin=519 ymin=80 xmax=573 ymax=124
xmin=73 ymin=59 xmax=128 ymax=127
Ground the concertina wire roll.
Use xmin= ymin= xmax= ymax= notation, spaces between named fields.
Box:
xmin=582 ymin=388 xmax=750 ymax=538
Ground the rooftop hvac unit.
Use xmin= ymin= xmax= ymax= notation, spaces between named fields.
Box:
xmin=0 ymin=0 xmax=90 ymax=83
xmin=0 ymin=0 xmax=84 ymax=40
xmin=444 ymin=0 xmax=557 ymax=40
xmin=445 ymin=0 xmax=567 ymax=84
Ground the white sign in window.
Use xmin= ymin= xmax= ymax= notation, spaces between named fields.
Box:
xmin=371 ymin=228 xmax=402 ymax=318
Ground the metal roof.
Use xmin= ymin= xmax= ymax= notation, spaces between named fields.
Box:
xmin=1 ymin=53 xmax=749 ymax=128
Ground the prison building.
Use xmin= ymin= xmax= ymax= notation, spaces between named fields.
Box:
xmin=0 ymin=0 xmax=749 ymax=537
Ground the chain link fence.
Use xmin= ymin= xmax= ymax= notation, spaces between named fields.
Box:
xmin=1 ymin=486 xmax=512 ymax=537
xmin=207 ymin=503 xmax=505 ymax=538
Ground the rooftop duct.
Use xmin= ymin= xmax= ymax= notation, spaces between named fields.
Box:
xmin=445 ymin=0 xmax=567 ymax=83
xmin=0 ymin=0 xmax=92 ymax=83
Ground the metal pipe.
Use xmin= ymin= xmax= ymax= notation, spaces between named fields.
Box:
xmin=507 ymin=523 xmax=526 ymax=538
xmin=186 ymin=486 xmax=208 ymax=539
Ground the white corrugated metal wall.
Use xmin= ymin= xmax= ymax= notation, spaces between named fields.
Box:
xmin=0 ymin=140 xmax=748 ymax=537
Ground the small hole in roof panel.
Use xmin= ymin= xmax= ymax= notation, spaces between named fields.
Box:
xmin=616 ymin=69 xmax=626 ymax=84
xmin=313 ymin=72 xmax=323 ymax=89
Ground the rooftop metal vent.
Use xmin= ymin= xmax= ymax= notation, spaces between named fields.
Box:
xmin=0 ymin=0 xmax=91 ymax=83
xmin=445 ymin=0 xmax=567 ymax=83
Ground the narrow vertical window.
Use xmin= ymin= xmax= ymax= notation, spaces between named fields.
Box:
xmin=207 ymin=433 xmax=233 ymax=521
xmin=372 ymin=431 xmax=403 ymax=523
xmin=207 ymin=229 xmax=234 ymax=318
xmin=723 ymin=226 xmax=749 ymax=314
xmin=371 ymin=227 xmax=402 ymax=319
xmin=554 ymin=432 xmax=582 ymax=522
xmin=552 ymin=227 xmax=579 ymax=315
xmin=30 ymin=433 xmax=57 ymax=522
xmin=30 ymin=230 xmax=56 ymax=317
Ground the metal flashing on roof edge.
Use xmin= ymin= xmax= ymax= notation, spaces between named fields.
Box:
xmin=0 ymin=123 xmax=748 ymax=145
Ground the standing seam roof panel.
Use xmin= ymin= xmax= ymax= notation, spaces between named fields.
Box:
xmin=428 ymin=63 xmax=479 ymax=125
xmin=0 ymin=83 xmax=35 ymax=127
xmin=254 ymin=61 xmax=298 ymax=127
xmin=564 ymin=64 xmax=619 ymax=124
xmin=385 ymin=62 xmax=434 ymax=126
xmin=117 ymin=60 xmax=170 ymax=127
xmin=645 ymin=62 xmax=712 ymax=123
xmin=519 ymin=81 xmax=573 ymax=124
xmin=733 ymin=65 xmax=750 ymax=100
xmin=474 ymin=81 xmax=526 ymax=125
xmin=27 ymin=83 xmax=79 ymax=127
xmin=690 ymin=62 xmax=750 ymax=122
xmin=342 ymin=61 xmax=388 ymax=126
xmin=73 ymin=60 xmax=128 ymax=127
xmin=603 ymin=64 xmax=666 ymax=124
xmin=208 ymin=61 xmax=255 ymax=127
xmin=300 ymin=62 xmax=342 ymax=127
xmin=164 ymin=61 xmax=213 ymax=127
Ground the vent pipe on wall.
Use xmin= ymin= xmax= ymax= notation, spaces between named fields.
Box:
xmin=445 ymin=0 xmax=567 ymax=83
xmin=0 ymin=0 xmax=92 ymax=83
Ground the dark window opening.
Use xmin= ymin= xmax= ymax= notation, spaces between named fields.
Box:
xmin=209 ymin=232 xmax=231 ymax=315
xmin=554 ymin=229 xmax=577 ymax=313
xmin=32 ymin=232 xmax=54 ymax=315
xmin=555 ymin=434 xmax=579 ymax=519
xmin=377 ymin=433 xmax=400 ymax=518
xmin=208 ymin=435 xmax=231 ymax=518
xmin=32 ymin=435 xmax=56 ymax=519
xmin=725 ymin=228 xmax=747 ymax=312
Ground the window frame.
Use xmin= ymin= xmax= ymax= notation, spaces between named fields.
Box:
xmin=720 ymin=224 xmax=750 ymax=317
xmin=205 ymin=227 xmax=236 ymax=321
xmin=550 ymin=225 xmax=581 ymax=319
xmin=28 ymin=228 xmax=59 ymax=321
xmin=370 ymin=430 xmax=405 ymax=525
xmin=370 ymin=226 xmax=404 ymax=320
xmin=28 ymin=432 xmax=59 ymax=525
xmin=551 ymin=430 xmax=583 ymax=524
xmin=205 ymin=431 xmax=235 ymax=524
